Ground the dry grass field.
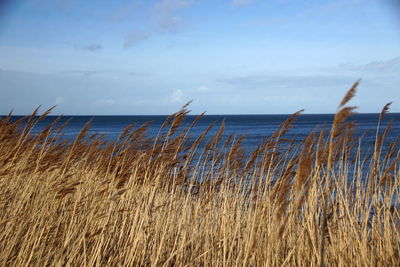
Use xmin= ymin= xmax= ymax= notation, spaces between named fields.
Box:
xmin=0 ymin=82 xmax=399 ymax=266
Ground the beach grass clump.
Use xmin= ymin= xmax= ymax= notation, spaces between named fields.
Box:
xmin=0 ymin=82 xmax=399 ymax=266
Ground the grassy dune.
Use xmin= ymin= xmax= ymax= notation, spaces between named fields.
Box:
xmin=0 ymin=82 xmax=399 ymax=266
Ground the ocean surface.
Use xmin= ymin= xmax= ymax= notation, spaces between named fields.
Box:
xmin=6 ymin=113 xmax=400 ymax=207
xmin=7 ymin=113 xmax=400 ymax=155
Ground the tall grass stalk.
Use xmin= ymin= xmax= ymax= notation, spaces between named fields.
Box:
xmin=0 ymin=83 xmax=399 ymax=266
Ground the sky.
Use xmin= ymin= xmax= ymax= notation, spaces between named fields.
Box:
xmin=0 ymin=0 xmax=400 ymax=115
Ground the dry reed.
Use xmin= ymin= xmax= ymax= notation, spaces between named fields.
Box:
xmin=0 ymin=82 xmax=399 ymax=266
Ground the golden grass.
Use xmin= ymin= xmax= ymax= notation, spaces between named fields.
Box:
xmin=0 ymin=82 xmax=399 ymax=266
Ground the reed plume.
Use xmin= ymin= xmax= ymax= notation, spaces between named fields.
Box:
xmin=0 ymin=82 xmax=398 ymax=266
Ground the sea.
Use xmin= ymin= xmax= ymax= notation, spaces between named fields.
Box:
xmin=5 ymin=113 xmax=400 ymax=207
xmin=7 ymin=113 xmax=400 ymax=155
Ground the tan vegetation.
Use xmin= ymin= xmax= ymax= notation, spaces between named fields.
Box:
xmin=0 ymin=82 xmax=399 ymax=266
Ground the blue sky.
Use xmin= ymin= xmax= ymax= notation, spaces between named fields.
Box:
xmin=0 ymin=0 xmax=400 ymax=115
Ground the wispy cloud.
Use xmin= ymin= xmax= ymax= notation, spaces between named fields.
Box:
xmin=108 ymin=0 xmax=143 ymax=22
xmin=55 ymin=0 xmax=73 ymax=7
xmin=232 ymin=0 xmax=255 ymax=6
xmin=247 ymin=0 xmax=362 ymax=26
xmin=55 ymin=96 xmax=66 ymax=105
xmin=338 ymin=56 xmax=400 ymax=73
xmin=124 ymin=31 xmax=152 ymax=47
xmin=63 ymin=70 xmax=102 ymax=77
xmin=35 ymin=0 xmax=77 ymax=11
xmin=218 ymin=73 xmax=353 ymax=89
xmin=74 ymin=44 xmax=103 ymax=52
xmin=84 ymin=44 xmax=103 ymax=52
xmin=121 ymin=0 xmax=194 ymax=47
xmin=194 ymin=86 xmax=210 ymax=92
xmin=154 ymin=0 xmax=193 ymax=33
xmin=95 ymin=98 xmax=117 ymax=106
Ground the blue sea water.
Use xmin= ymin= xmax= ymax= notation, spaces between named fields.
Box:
xmin=5 ymin=113 xmax=400 ymax=207
xmin=7 ymin=113 xmax=400 ymax=154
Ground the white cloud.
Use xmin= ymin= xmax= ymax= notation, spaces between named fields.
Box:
xmin=169 ymin=89 xmax=183 ymax=103
xmin=232 ymin=0 xmax=255 ymax=6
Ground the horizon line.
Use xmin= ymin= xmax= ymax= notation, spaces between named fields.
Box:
xmin=3 ymin=112 xmax=400 ymax=117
